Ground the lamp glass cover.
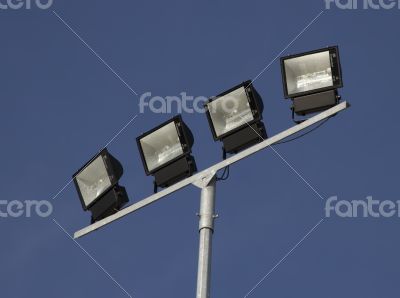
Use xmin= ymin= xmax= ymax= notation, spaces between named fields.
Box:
xmin=76 ymin=155 xmax=112 ymax=207
xmin=140 ymin=121 xmax=184 ymax=172
xmin=208 ymin=86 xmax=254 ymax=138
xmin=284 ymin=51 xmax=333 ymax=96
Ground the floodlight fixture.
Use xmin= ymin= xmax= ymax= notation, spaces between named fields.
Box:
xmin=281 ymin=46 xmax=343 ymax=116
xmin=137 ymin=115 xmax=197 ymax=190
xmin=73 ymin=149 xmax=129 ymax=223
xmin=205 ymin=81 xmax=267 ymax=156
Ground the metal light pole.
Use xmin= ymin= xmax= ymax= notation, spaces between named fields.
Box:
xmin=196 ymin=176 xmax=216 ymax=298
xmin=73 ymin=101 xmax=350 ymax=298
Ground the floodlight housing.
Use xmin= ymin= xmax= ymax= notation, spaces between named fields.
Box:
xmin=281 ymin=46 xmax=343 ymax=115
xmin=137 ymin=115 xmax=197 ymax=189
xmin=205 ymin=81 xmax=267 ymax=155
xmin=73 ymin=149 xmax=128 ymax=222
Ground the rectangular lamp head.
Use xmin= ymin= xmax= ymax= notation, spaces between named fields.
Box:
xmin=89 ymin=185 xmax=128 ymax=223
xmin=281 ymin=46 xmax=343 ymax=99
xmin=205 ymin=81 xmax=264 ymax=141
xmin=293 ymin=89 xmax=339 ymax=116
xmin=73 ymin=149 xmax=123 ymax=210
xmin=222 ymin=121 xmax=267 ymax=154
xmin=137 ymin=115 xmax=195 ymax=176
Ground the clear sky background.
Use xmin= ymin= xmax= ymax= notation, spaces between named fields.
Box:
xmin=1 ymin=0 xmax=399 ymax=297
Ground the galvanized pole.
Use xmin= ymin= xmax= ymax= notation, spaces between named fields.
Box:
xmin=196 ymin=177 xmax=216 ymax=298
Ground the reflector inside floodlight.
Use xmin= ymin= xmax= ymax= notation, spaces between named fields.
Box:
xmin=76 ymin=155 xmax=112 ymax=207
xmin=208 ymin=86 xmax=254 ymax=138
xmin=140 ymin=121 xmax=184 ymax=172
xmin=284 ymin=51 xmax=333 ymax=97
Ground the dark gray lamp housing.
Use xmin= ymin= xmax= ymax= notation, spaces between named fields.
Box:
xmin=205 ymin=81 xmax=267 ymax=156
xmin=73 ymin=148 xmax=129 ymax=223
xmin=281 ymin=46 xmax=343 ymax=116
xmin=137 ymin=115 xmax=197 ymax=190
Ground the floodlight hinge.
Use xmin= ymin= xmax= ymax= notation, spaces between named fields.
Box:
xmin=192 ymin=171 xmax=217 ymax=189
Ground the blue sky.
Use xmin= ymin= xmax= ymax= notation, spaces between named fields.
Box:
xmin=1 ymin=0 xmax=399 ymax=297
